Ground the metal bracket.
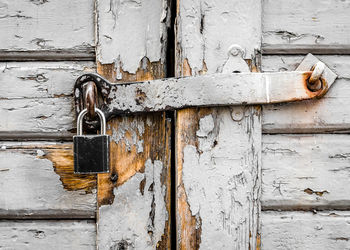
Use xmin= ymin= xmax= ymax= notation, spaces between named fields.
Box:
xmin=74 ymin=53 xmax=337 ymax=129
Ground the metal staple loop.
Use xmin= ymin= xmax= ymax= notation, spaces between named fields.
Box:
xmin=84 ymin=81 xmax=97 ymax=118
xmin=308 ymin=61 xmax=326 ymax=91
xmin=310 ymin=61 xmax=326 ymax=84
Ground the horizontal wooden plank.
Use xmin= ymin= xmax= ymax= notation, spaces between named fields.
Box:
xmin=262 ymin=55 xmax=350 ymax=133
xmin=0 ymin=62 xmax=96 ymax=99
xmin=262 ymin=134 xmax=350 ymax=211
xmin=261 ymin=211 xmax=350 ymax=250
xmin=0 ymin=0 xmax=95 ymax=59
xmin=0 ymin=62 xmax=95 ymax=135
xmin=0 ymin=142 xmax=96 ymax=219
xmin=262 ymin=0 xmax=350 ymax=54
xmin=0 ymin=220 xmax=96 ymax=249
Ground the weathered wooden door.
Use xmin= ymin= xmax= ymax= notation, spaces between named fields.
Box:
xmin=1 ymin=0 xmax=350 ymax=249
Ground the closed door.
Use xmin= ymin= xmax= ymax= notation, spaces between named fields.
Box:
xmin=1 ymin=0 xmax=349 ymax=250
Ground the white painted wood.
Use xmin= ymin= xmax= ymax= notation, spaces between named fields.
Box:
xmin=0 ymin=62 xmax=96 ymax=98
xmin=0 ymin=62 xmax=95 ymax=134
xmin=262 ymin=134 xmax=350 ymax=210
xmin=0 ymin=0 xmax=95 ymax=59
xmin=96 ymin=0 xmax=170 ymax=73
xmin=96 ymin=0 xmax=171 ymax=249
xmin=261 ymin=211 xmax=350 ymax=250
xmin=180 ymin=107 xmax=262 ymax=249
xmin=262 ymin=55 xmax=350 ymax=133
xmin=0 ymin=220 xmax=96 ymax=249
xmin=262 ymin=0 xmax=350 ymax=54
xmin=98 ymin=160 xmax=168 ymax=249
xmin=176 ymin=0 xmax=262 ymax=248
xmin=0 ymin=142 xmax=96 ymax=218
xmin=176 ymin=0 xmax=261 ymax=74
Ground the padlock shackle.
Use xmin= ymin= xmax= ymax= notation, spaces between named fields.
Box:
xmin=77 ymin=108 xmax=106 ymax=135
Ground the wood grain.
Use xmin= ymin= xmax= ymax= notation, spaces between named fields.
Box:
xmin=262 ymin=55 xmax=350 ymax=133
xmin=176 ymin=0 xmax=262 ymax=248
xmin=0 ymin=142 xmax=96 ymax=219
xmin=262 ymin=0 xmax=350 ymax=54
xmin=0 ymin=0 xmax=95 ymax=60
xmin=262 ymin=134 xmax=350 ymax=210
xmin=176 ymin=107 xmax=262 ymax=249
xmin=0 ymin=62 xmax=95 ymax=136
xmin=261 ymin=211 xmax=350 ymax=250
xmin=0 ymin=220 xmax=96 ymax=249
xmin=96 ymin=0 xmax=172 ymax=248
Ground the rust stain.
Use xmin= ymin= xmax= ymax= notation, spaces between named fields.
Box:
xmin=302 ymin=72 xmax=329 ymax=99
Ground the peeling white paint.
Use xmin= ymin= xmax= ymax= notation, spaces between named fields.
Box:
xmin=96 ymin=0 xmax=169 ymax=73
xmin=182 ymin=107 xmax=261 ymax=249
xmin=177 ymin=0 xmax=261 ymax=74
xmin=111 ymin=118 xmax=145 ymax=153
xmin=98 ymin=159 xmax=167 ymax=249
xmin=0 ymin=151 xmax=96 ymax=212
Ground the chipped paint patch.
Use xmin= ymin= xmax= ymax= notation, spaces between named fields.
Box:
xmin=181 ymin=107 xmax=261 ymax=249
xmin=98 ymin=159 xmax=167 ymax=249
xmin=97 ymin=0 xmax=169 ymax=73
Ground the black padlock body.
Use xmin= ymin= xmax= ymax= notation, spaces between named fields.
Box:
xmin=74 ymin=135 xmax=110 ymax=174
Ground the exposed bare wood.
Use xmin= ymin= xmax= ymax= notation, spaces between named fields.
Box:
xmin=262 ymin=55 xmax=350 ymax=133
xmin=262 ymin=0 xmax=350 ymax=54
xmin=176 ymin=0 xmax=262 ymax=248
xmin=176 ymin=107 xmax=262 ymax=249
xmin=261 ymin=211 xmax=350 ymax=250
xmin=96 ymin=0 xmax=172 ymax=248
xmin=0 ymin=142 xmax=96 ymax=218
xmin=0 ymin=0 xmax=94 ymax=59
xmin=262 ymin=134 xmax=350 ymax=211
xmin=0 ymin=220 xmax=96 ymax=249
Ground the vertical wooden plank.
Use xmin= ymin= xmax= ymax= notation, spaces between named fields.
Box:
xmin=175 ymin=0 xmax=262 ymax=249
xmin=95 ymin=0 xmax=172 ymax=249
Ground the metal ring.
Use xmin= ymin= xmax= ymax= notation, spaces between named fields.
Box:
xmin=84 ymin=81 xmax=96 ymax=119
xmin=309 ymin=61 xmax=325 ymax=85
xmin=77 ymin=108 xmax=106 ymax=136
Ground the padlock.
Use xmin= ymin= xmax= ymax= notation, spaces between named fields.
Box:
xmin=74 ymin=108 xmax=110 ymax=174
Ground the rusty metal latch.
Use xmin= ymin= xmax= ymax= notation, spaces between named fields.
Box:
xmin=74 ymin=53 xmax=337 ymax=128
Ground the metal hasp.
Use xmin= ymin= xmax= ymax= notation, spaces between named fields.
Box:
xmin=74 ymin=54 xmax=337 ymax=126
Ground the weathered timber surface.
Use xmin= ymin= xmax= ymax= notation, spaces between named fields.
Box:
xmin=0 ymin=220 xmax=96 ymax=249
xmin=176 ymin=0 xmax=262 ymax=249
xmin=262 ymin=55 xmax=350 ymax=133
xmin=176 ymin=0 xmax=261 ymax=75
xmin=176 ymin=107 xmax=262 ymax=249
xmin=0 ymin=62 xmax=95 ymax=135
xmin=0 ymin=0 xmax=95 ymax=60
xmin=262 ymin=0 xmax=350 ymax=54
xmin=262 ymin=134 xmax=350 ymax=211
xmin=97 ymin=114 xmax=172 ymax=249
xmin=96 ymin=0 xmax=172 ymax=248
xmin=261 ymin=211 xmax=350 ymax=250
xmin=0 ymin=142 xmax=96 ymax=219
xmin=96 ymin=0 xmax=170 ymax=73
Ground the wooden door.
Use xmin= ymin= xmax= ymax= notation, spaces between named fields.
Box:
xmin=1 ymin=0 xmax=350 ymax=249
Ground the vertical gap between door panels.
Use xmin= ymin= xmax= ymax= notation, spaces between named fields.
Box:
xmin=165 ymin=0 xmax=177 ymax=248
